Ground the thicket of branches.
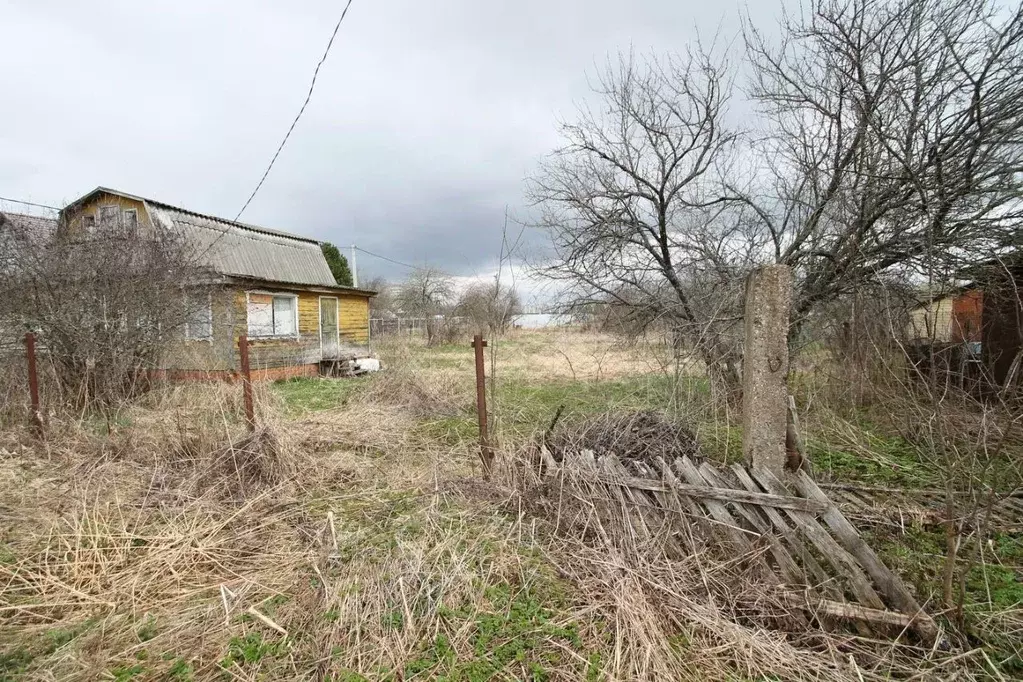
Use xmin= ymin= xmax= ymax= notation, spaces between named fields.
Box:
xmin=1 ymin=214 xmax=214 ymax=408
xmin=529 ymin=0 xmax=1023 ymax=392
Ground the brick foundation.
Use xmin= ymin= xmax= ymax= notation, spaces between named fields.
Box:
xmin=153 ymin=363 xmax=320 ymax=383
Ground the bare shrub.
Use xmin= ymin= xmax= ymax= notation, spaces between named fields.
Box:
xmin=453 ymin=281 xmax=522 ymax=336
xmin=1 ymin=211 xmax=214 ymax=410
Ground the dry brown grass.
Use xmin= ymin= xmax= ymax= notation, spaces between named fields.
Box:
xmin=1 ymin=331 xmax=1015 ymax=680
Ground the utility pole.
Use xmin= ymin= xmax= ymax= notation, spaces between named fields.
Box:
xmin=350 ymin=244 xmax=358 ymax=287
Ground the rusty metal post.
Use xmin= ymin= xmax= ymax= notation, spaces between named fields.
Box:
xmin=471 ymin=334 xmax=494 ymax=478
xmin=238 ymin=334 xmax=256 ymax=431
xmin=24 ymin=332 xmax=43 ymax=435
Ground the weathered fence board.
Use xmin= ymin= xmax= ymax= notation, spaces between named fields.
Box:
xmin=536 ymin=449 xmax=937 ymax=643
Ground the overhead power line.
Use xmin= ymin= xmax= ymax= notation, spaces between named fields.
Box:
xmin=0 ymin=196 xmax=61 ymax=212
xmin=354 ymin=245 xmax=418 ymax=270
xmin=234 ymin=0 xmax=356 ymax=221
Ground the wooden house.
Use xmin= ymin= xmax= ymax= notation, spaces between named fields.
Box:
xmin=906 ymin=262 xmax=1022 ymax=393
xmin=59 ymin=187 xmax=376 ymax=380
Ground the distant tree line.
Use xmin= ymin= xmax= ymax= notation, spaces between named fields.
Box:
xmin=365 ymin=268 xmax=521 ymax=345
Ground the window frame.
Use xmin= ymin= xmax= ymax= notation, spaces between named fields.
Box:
xmin=122 ymin=208 xmax=139 ymax=231
xmin=184 ymin=292 xmax=214 ymax=342
xmin=98 ymin=204 xmax=120 ymax=227
xmin=245 ymin=290 xmax=300 ymax=339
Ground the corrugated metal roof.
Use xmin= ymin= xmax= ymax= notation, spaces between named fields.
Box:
xmin=150 ymin=204 xmax=339 ymax=287
xmin=59 ymin=187 xmax=375 ymax=293
xmin=0 ymin=211 xmax=58 ymax=237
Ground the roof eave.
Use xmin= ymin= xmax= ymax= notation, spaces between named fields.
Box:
xmin=223 ymin=275 xmax=377 ymax=296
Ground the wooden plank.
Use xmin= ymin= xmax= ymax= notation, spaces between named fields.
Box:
xmin=631 ymin=460 xmax=691 ymax=559
xmin=751 ymin=467 xmax=887 ymax=611
xmin=792 ymin=470 xmax=939 ymax=643
xmin=601 ymin=455 xmax=659 ymax=545
xmin=595 ymin=456 xmax=651 ymax=549
xmin=697 ymin=463 xmax=804 ymax=587
xmin=674 ymin=457 xmax=757 ymax=555
xmin=730 ymin=464 xmax=840 ymax=599
xmin=778 ymin=592 xmax=922 ymax=628
xmin=580 ymin=471 xmax=827 ymax=513
xmin=653 ymin=456 xmax=704 ymax=516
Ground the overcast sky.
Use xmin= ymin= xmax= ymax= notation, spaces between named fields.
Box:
xmin=1 ymin=0 xmax=787 ymax=302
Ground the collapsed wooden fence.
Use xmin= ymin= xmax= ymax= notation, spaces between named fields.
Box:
xmin=536 ymin=447 xmax=940 ymax=642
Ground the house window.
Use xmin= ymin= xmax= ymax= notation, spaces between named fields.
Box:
xmin=82 ymin=215 xmax=96 ymax=232
xmin=247 ymin=292 xmax=298 ymax=338
xmin=122 ymin=209 xmax=138 ymax=231
xmin=98 ymin=205 xmax=119 ymax=226
xmin=185 ymin=294 xmax=213 ymax=341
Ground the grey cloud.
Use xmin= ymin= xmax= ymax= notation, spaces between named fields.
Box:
xmin=1 ymin=0 xmax=789 ymax=284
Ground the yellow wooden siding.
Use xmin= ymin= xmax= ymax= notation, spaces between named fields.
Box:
xmin=232 ymin=289 xmax=368 ymax=343
xmin=67 ymin=192 xmax=149 ymax=232
xmin=298 ymin=292 xmax=320 ymax=335
xmin=339 ymin=294 xmax=370 ymax=344
xmin=908 ymin=297 xmax=954 ymax=342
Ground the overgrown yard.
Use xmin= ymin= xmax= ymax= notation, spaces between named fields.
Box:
xmin=1 ymin=330 xmax=1021 ymax=680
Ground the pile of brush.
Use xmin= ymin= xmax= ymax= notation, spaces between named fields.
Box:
xmin=541 ymin=409 xmax=702 ymax=467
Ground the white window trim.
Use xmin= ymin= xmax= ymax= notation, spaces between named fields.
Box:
xmin=122 ymin=208 xmax=138 ymax=230
xmin=245 ymin=290 xmax=300 ymax=339
xmin=318 ymin=295 xmax=340 ymax=354
xmin=184 ymin=292 xmax=214 ymax=342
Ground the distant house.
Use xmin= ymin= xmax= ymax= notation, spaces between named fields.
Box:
xmin=906 ymin=261 xmax=1022 ymax=391
xmin=907 ymin=287 xmax=983 ymax=346
xmin=59 ymin=187 xmax=376 ymax=380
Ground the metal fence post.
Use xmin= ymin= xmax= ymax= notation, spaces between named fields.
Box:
xmin=24 ymin=332 xmax=44 ymax=436
xmin=471 ymin=334 xmax=494 ymax=478
xmin=238 ymin=334 xmax=256 ymax=431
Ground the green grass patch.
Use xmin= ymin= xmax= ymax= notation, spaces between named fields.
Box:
xmin=493 ymin=373 xmax=689 ymax=437
xmin=403 ymin=581 xmax=588 ymax=681
xmin=869 ymin=525 xmax=1023 ymax=676
xmin=220 ymin=632 xmax=288 ymax=670
xmin=808 ymin=421 xmax=935 ymax=487
xmin=273 ymin=377 xmax=364 ymax=415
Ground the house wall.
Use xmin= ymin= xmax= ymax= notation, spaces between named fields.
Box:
xmin=158 ymin=285 xmax=370 ymax=376
xmin=64 ymin=192 xmax=149 ymax=232
xmin=951 ymin=289 xmax=983 ymax=343
xmin=237 ymin=289 xmax=322 ymax=370
xmin=339 ymin=294 xmax=370 ymax=345
xmin=908 ymin=297 xmax=954 ymax=342
xmin=982 ymin=267 xmax=1023 ymax=389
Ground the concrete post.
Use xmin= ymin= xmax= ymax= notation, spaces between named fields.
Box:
xmin=742 ymin=265 xmax=792 ymax=475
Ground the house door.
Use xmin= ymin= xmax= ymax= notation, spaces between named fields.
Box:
xmin=319 ymin=297 xmax=340 ymax=358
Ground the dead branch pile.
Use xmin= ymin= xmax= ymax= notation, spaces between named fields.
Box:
xmin=544 ymin=410 xmax=702 ymax=466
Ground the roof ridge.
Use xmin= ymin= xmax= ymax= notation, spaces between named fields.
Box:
xmin=73 ymin=187 xmax=321 ymax=245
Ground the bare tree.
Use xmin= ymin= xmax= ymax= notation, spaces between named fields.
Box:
xmin=364 ymin=276 xmax=395 ymax=318
xmin=530 ymin=1 xmax=1023 ymax=384
xmin=455 ymin=281 xmax=522 ymax=336
xmin=396 ymin=267 xmax=455 ymax=345
xmin=527 ymin=49 xmax=747 ymax=389
xmin=741 ymin=0 xmax=1023 ymax=344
